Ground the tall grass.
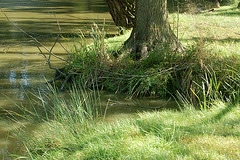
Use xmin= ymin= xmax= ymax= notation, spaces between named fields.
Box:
xmin=13 ymin=96 xmax=240 ymax=159
xmin=64 ymin=5 xmax=240 ymax=109
xmin=69 ymin=29 xmax=240 ymax=108
xmin=171 ymin=45 xmax=240 ymax=109
xmin=4 ymin=82 xmax=103 ymax=159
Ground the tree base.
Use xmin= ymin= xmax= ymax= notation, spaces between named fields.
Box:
xmin=123 ymin=30 xmax=184 ymax=60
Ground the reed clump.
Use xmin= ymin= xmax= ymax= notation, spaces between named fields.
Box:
xmin=67 ymin=12 xmax=240 ymax=109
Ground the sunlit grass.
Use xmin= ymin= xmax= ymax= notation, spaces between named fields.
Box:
xmin=104 ymin=30 xmax=131 ymax=51
xmin=170 ymin=5 xmax=240 ymax=56
xmin=18 ymin=97 xmax=239 ymax=159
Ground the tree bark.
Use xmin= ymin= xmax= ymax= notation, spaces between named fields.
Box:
xmin=105 ymin=0 xmax=135 ymax=28
xmin=106 ymin=0 xmax=184 ymax=59
xmin=125 ymin=0 xmax=183 ymax=59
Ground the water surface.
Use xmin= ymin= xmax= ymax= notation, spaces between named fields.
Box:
xmin=0 ymin=0 xmax=115 ymax=157
xmin=0 ymin=0 xmax=176 ymax=158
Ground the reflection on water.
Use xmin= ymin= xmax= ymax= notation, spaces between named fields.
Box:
xmin=0 ymin=0 xmax=113 ymax=106
xmin=0 ymin=0 xmax=115 ymax=158
xmin=0 ymin=0 xmax=114 ymax=45
xmin=101 ymin=92 xmax=177 ymax=123
xmin=0 ymin=0 xmax=177 ymax=158
xmin=0 ymin=53 xmax=64 ymax=107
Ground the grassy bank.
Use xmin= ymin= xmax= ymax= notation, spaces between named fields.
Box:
xmin=15 ymin=91 xmax=240 ymax=159
xmin=6 ymin=79 xmax=239 ymax=159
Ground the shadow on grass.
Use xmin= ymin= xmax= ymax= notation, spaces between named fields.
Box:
xmin=137 ymin=118 xmax=239 ymax=138
xmin=136 ymin=103 xmax=240 ymax=140
xmin=180 ymin=37 xmax=240 ymax=44
xmin=203 ymin=7 xmax=240 ymax=17
xmin=210 ymin=103 xmax=238 ymax=121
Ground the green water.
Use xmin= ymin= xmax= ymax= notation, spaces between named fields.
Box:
xmin=0 ymin=0 xmax=176 ymax=158
xmin=0 ymin=0 xmax=113 ymax=157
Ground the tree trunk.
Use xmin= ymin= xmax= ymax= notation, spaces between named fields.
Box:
xmin=125 ymin=0 xmax=183 ymax=59
xmin=105 ymin=0 xmax=135 ymax=28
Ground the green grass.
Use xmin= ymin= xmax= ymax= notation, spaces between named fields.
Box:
xmin=16 ymin=97 xmax=240 ymax=159
xmin=170 ymin=5 xmax=240 ymax=57
xmin=7 ymin=4 xmax=240 ymax=159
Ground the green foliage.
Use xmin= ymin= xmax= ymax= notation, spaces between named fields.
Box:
xmin=169 ymin=42 xmax=240 ymax=108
